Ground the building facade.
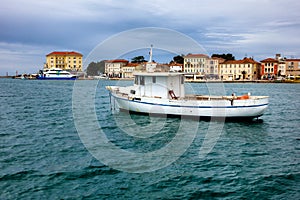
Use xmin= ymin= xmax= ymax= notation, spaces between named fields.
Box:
xmin=105 ymin=59 xmax=129 ymax=78
xmin=260 ymin=58 xmax=278 ymax=79
xmin=219 ymin=58 xmax=260 ymax=81
xmin=45 ymin=51 xmax=83 ymax=71
xmin=121 ymin=63 xmax=139 ymax=78
xmin=183 ymin=54 xmax=209 ymax=73
xmin=206 ymin=58 xmax=219 ymax=79
xmin=169 ymin=63 xmax=183 ymax=72
xmin=285 ymin=59 xmax=300 ymax=77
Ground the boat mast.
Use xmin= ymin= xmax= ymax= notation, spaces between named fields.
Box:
xmin=149 ymin=44 xmax=153 ymax=63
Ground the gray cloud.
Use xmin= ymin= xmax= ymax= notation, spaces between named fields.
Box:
xmin=0 ymin=0 xmax=299 ymax=73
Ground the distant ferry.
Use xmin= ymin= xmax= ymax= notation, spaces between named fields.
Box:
xmin=37 ymin=68 xmax=77 ymax=80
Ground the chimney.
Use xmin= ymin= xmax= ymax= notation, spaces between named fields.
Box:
xmin=275 ymin=54 xmax=281 ymax=60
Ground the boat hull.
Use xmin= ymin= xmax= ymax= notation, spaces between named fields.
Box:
xmin=36 ymin=76 xmax=77 ymax=80
xmin=110 ymin=93 xmax=268 ymax=119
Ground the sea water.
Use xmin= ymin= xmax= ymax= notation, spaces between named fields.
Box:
xmin=0 ymin=78 xmax=299 ymax=199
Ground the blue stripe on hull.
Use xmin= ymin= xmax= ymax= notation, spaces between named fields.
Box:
xmin=111 ymin=93 xmax=268 ymax=109
xmin=37 ymin=77 xmax=77 ymax=80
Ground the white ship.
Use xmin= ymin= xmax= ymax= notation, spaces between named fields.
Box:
xmin=106 ymin=46 xmax=268 ymax=120
xmin=37 ymin=68 xmax=77 ymax=80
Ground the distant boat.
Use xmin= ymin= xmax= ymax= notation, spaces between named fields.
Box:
xmin=93 ymin=74 xmax=109 ymax=80
xmin=37 ymin=68 xmax=77 ymax=80
xmin=20 ymin=74 xmax=27 ymax=80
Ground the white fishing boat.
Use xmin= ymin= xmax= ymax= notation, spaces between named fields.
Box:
xmin=37 ymin=68 xmax=77 ymax=80
xmin=106 ymin=46 xmax=269 ymax=120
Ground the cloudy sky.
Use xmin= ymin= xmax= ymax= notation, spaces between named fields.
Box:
xmin=1 ymin=0 xmax=300 ymax=74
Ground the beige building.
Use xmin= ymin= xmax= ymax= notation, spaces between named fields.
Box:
xmin=105 ymin=59 xmax=129 ymax=78
xmin=121 ymin=63 xmax=139 ymax=78
xmin=220 ymin=58 xmax=260 ymax=80
xmin=45 ymin=51 xmax=83 ymax=71
xmin=285 ymin=59 xmax=300 ymax=77
xmin=183 ymin=54 xmax=219 ymax=79
xmin=183 ymin=54 xmax=209 ymax=73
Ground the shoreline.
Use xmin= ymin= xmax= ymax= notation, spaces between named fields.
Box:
xmin=2 ymin=76 xmax=299 ymax=83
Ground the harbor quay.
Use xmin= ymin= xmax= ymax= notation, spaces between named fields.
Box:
xmin=5 ymin=51 xmax=300 ymax=83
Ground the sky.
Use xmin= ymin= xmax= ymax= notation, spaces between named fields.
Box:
xmin=1 ymin=0 xmax=300 ymax=75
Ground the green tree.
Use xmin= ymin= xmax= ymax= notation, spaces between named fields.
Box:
xmin=211 ymin=53 xmax=235 ymax=61
xmin=131 ymin=56 xmax=147 ymax=63
xmin=86 ymin=60 xmax=106 ymax=76
xmin=242 ymin=70 xmax=247 ymax=80
xmin=171 ymin=55 xmax=184 ymax=64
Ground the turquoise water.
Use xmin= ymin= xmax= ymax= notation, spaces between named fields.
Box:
xmin=0 ymin=79 xmax=299 ymax=199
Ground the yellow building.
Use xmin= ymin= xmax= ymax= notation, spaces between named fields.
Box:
xmin=219 ymin=58 xmax=260 ymax=81
xmin=45 ymin=51 xmax=83 ymax=71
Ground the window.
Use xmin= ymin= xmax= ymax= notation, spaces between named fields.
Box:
xmin=140 ymin=76 xmax=145 ymax=85
xmin=152 ymin=76 xmax=156 ymax=83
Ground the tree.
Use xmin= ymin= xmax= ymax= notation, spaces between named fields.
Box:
xmin=211 ymin=53 xmax=235 ymax=61
xmin=131 ymin=56 xmax=147 ymax=63
xmin=86 ymin=60 xmax=106 ymax=76
xmin=172 ymin=55 xmax=184 ymax=64
xmin=241 ymin=70 xmax=247 ymax=80
xmin=278 ymin=70 xmax=282 ymax=77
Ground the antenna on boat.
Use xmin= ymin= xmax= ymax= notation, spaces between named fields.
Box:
xmin=149 ymin=44 xmax=153 ymax=63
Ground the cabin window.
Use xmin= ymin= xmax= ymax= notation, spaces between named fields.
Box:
xmin=152 ymin=76 xmax=156 ymax=83
xmin=135 ymin=76 xmax=138 ymax=84
xmin=140 ymin=76 xmax=145 ymax=85
xmin=181 ymin=75 xmax=184 ymax=84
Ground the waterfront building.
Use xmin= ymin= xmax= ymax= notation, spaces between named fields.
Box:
xmin=260 ymin=58 xmax=278 ymax=79
xmin=183 ymin=54 xmax=209 ymax=74
xmin=45 ymin=51 xmax=83 ymax=71
xmin=206 ymin=58 xmax=219 ymax=79
xmin=278 ymin=60 xmax=286 ymax=77
xmin=219 ymin=57 xmax=260 ymax=81
xmin=169 ymin=63 xmax=183 ymax=72
xmin=274 ymin=54 xmax=286 ymax=77
xmin=285 ymin=58 xmax=300 ymax=77
xmin=121 ymin=62 xmax=139 ymax=78
xmin=105 ymin=59 xmax=129 ymax=78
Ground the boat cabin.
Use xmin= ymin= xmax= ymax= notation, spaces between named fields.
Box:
xmin=132 ymin=72 xmax=185 ymax=99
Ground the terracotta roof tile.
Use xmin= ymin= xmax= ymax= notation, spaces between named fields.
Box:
xmin=47 ymin=51 xmax=83 ymax=57
xmin=106 ymin=59 xmax=129 ymax=63
xmin=285 ymin=58 xmax=300 ymax=61
xmin=184 ymin=54 xmax=209 ymax=58
xmin=260 ymin=58 xmax=278 ymax=63
xmin=223 ymin=58 xmax=260 ymax=64
xmin=125 ymin=63 xmax=139 ymax=67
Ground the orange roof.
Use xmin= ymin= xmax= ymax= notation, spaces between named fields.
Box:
xmin=184 ymin=54 xmax=209 ymax=58
xmin=260 ymin=58 xmax=278 ymax=63
xmin=125 ymin=62 xmax=140 ymax=67
xmin=223 ymin=57 xmax=260 ymax=64
xmin=169 ymin=63 xmax=183 ymax=66
xmin=106 ymin=59 xmax=128 ymax=63
xmin=285 ymin=58 xmax=300 ymax=61
xmin=47 ymin=51 xmax=83 ymax=57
